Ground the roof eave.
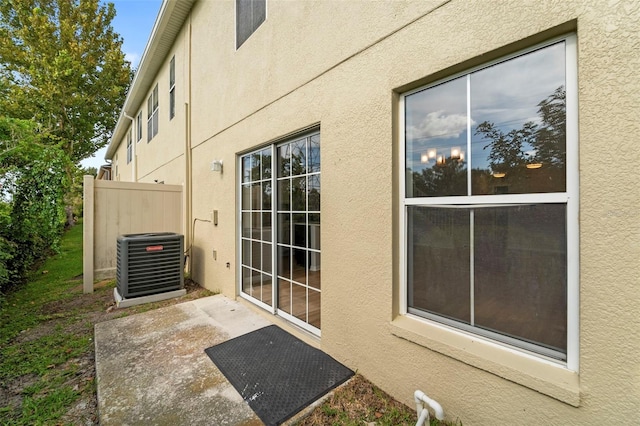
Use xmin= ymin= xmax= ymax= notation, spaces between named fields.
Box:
xmin=106 ymin=0 xmax=196 ymax=160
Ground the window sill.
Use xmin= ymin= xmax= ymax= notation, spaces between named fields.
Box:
xmin=390 ymin=315 xmax=580 ymax=406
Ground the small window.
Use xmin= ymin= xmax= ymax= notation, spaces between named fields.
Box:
xmin=236 ymin=0 xmax=266 ymax=49
xmin=136 ymin=111 xmax=142 ymax=142
xmin=401 ymin=36 xmax=577 ymax=362
xmin=147 ymin=84 xmax=159 ymax=142
xmin=126 ymin=130 xmax=132 ymax=164
xmin=169 ymin=56 xmax=175 ymax=120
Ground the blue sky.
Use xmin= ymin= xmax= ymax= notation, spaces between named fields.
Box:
xmin=80 ymin=0 xmax=162 ymax=170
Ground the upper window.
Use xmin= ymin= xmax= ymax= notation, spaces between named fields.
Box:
xmin=236 ymin=0 xmax=266 ymax=49
xmin=169 ymin=56 xmax=175 ymax=120
xmin=126 ymin=130 xmax=132 ymax=164
xmin=401 ymin=36 xmax=577 ymax=362
xmin=136 ymin=111 xmax=142 ymax=142
xmin=147 ymin=84 xmax=159 ymax=142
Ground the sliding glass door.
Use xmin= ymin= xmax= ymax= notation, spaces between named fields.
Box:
xmin=239 ymin=132 xmax=321 ymax=334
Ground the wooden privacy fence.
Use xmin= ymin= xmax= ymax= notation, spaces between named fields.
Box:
xmin=83 ymin=176 xmax=183 ymax=293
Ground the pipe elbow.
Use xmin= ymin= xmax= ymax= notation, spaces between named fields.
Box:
xmin=414 ymin=390 xmax=445 ymax=421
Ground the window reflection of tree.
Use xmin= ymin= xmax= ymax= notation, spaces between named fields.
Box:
xmin=410 ymin=86 xmax=566 ymax=196
xmin=411 ymin=159 xmax=466 ymax=197
xmin=474 ymin=85 xmax=566 ymax=195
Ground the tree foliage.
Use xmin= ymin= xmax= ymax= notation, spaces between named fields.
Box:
xmin=0 ymin=117 xmax=68 ymax=294
xmin=476 ymin=85 xmax=566 ymax=172
xmin=0 ymin=0 xmax=131 ymax=162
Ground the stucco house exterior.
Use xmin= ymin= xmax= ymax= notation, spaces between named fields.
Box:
xmin=104 ymin=0 xmax=640 ymax=423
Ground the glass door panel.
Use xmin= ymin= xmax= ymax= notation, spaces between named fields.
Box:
xmin=239 ymin=148 xmax=274 ymax=309
xmin=276 ymin=134 xmax=321 ymax=332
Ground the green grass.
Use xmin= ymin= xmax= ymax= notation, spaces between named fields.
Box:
xmin=0 ymin=223 xmax=89 ymax=425
xmin=0 ymin=224 xmax=83 ymax=346
xmin=0 ymin=223 xmax=213 ymax=425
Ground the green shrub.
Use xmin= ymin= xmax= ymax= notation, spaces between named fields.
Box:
xmin=0 ymin=117 xmax=69 ymax=294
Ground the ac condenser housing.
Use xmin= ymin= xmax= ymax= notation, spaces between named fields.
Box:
xmin=116 ymin=232 xmax=184 ymax=298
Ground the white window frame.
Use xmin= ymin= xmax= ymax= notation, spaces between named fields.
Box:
xmin=147 ymin=84 xmax=159 ymax=142
xmin=126 ymin=130 xmax=132 ymax=164
xmin=399 ymin=34 xmax=579 ymax=371
xmin=136 ymin=111 xmax=142 ymax=142
xmin=169 ymin=56 xmax=175 ymax=120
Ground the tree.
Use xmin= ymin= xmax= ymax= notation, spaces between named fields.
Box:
xmin=476 ymin=120 xmax=537 ymax=174
xmin=532 ymin=86 xmax=566 ymax=167
xmin=0 ymin=117 xmax=68 ymax=293
xmin=476 ymin=86 xmax=566 ymax=174
xmin=474 ymin=86 xmax=566 ymax=194
xmin=0 ymin=0 xmax=131 ymax=163
xmin=411 ymin=157 xmax=467 ymax=197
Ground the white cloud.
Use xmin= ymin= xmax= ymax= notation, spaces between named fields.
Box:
xmin=80 ymin=146 xmax=108 ymax=170
xmin=407 ymin=111 xmax=472 ymax=141
xmin=125 ymin=52 xmax=140 ymax=67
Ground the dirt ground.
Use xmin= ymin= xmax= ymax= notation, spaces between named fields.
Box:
xmin=1 ymin=278 xmax=212 ymax=426
xmin=294 ymin=373 xmax=419 ymax=426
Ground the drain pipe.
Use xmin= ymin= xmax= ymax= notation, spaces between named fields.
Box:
xmin=414 ymin=390 xmax=444 ymax=426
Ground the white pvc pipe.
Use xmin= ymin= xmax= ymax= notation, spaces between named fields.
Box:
xmin=414 ymin=390 xmax=444 ymax=426
xmin=416 ymin=407 xmax=430 ymax=426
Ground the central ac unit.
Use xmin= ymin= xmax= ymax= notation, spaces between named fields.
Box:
xmin=116 ymin=232 xmax=184 ymax=298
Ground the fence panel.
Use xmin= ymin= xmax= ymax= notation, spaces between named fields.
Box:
xmin=83 ymin=176 xmax=183 ymax=293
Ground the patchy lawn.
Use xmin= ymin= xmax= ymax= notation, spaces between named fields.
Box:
xmin=294 ymin=373 xmax=456 ymax=426
xmin=0 ymin=223 xmax=213 ymax=425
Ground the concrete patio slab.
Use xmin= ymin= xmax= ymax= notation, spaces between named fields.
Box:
xmin=95 ymin=294 xmax=273 ymax=425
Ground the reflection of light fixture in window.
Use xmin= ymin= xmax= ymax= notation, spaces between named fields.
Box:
xmin=451 ymin=147 xmax=461 ymax=160
xmin=421 ymin=153 xmax=429 ymax=163
xmin=492 ymin=172 xmax=506 ymax=178
xmin=436 ymin=155 xmax=445 ymax=165
xmin=526 ymin=163 xmax=543 ymax=169
xmin=428 ymin=149 xmax=437 ymax=159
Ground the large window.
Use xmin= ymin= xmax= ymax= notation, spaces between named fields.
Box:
xmin=147 ymin=84 xmax=159 ymax=142
xmin=240 ymin=131 xmax=321 ymax=334
xmin=236 ymin=0 xmax=266 ymax=49
xmin=169 ymin=56 xmax=175 ymax=120
xmin=401 ymin=36 xmax=577 ymax=362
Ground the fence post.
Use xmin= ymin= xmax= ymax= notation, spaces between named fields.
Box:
xmin=83 ymin=175 xmax=95 ymax=293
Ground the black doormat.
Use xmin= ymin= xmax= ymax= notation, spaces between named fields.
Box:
xmin=204 ymin=325 xmax=354 ymax=426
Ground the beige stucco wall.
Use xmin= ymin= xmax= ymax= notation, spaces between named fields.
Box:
xmin=113 ymin=20 xmax=190 ymax=185
xmin=119 ymin=0 xmax=640 ymax=423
